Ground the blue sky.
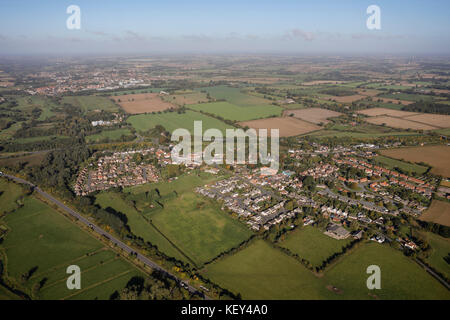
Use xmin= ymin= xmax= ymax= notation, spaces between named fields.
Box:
xmin=0 ymin=0 xmax=449 ymax=54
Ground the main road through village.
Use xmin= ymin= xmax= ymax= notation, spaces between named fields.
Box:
xmin=1 ymin=173 xmax=210 ymax=299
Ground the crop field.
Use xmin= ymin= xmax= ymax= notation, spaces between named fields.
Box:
xmin=306 ymin=130 xmax=419 ymax=139
xmin=189 ymin=101 xmax=282 ymax=121
xmin=202 ymin=239 xmax=327 ymax=299
xmin=0 ymin=195 xmax=144 ymax=300
xmin=112 ymin=93 xmax=175 ymax=114
xmin=380 ymin=145 xmax=450 ymax=177
xmin=375 ymin=97 xmax=414 ymax=106
xmin=419 ymin=200 xmax=450 ymax=227
xmin=285 ymin=108 xmax=342 ymax=125
xmin=324 ymin=243 xmax=449 ymax=299
xmin=374 ymin=155 xmax=429 ymax=175
xmin=197 ymin=86 xmax=274 ymax=107
xmin=61 ymin=96 xmax=119 ymax=113
xmin=85 ymin=128 xmax=133 ymax=143
xmin=127 ymin=110 xmax=234 ymax=135
xmin=239 ymin=117 xmax=321 ymax=137
xmin=379 ymin=92 xmax=437 ymax=102
xmin=365 ymin=116 xmax=438 ymax=130
xmin=278 ymin=226 xmax=352 ymax=267
xmin=144 ymin=188 xmax=253 ymax=267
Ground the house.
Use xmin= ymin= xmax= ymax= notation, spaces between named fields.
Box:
xmin=325 ymin=224 xmax=350 ymax=240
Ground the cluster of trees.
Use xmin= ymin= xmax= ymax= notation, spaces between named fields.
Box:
xmin=401 ymin=101 xmax=450 ymax=115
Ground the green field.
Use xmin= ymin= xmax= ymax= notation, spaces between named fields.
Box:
xmin=324 ymin=243 xmax=450 ymax=299
xmin=375 ymin=155 xmax=429 ymax=175
xmin=61 ymin=96 xmax=119 ymax=113
xmin=95 ymin=192 xmax=186 ymax=262
xmin=125 ymin=173 xmax=252 ymax=267
xmin=85 ymin=128 xmax=133 ymax=143
xmin=306 ymin=130 xmax=419 ymax=139
xmin=127 ymin=110 xmax=234 ymax=135
xmin=11 ymin=96 xmax=57 ymax=120
xmin=0 ymin=194 xmax=144 ymax=300
xmin=204 ymin=240 xmax=450 ymax=299
xmin=202 ymin=239 xmax=327 ymax=299
xmin=278 ymin=226 xmax=352 ymax=267
xmin=14 ymin=135 xmax=69 ymax=144
xmin=378 ymin=93 xmax=436 ymax=102
xmin=420 ymin=232 xmax=450 ymax=280
xmin=0 ymin=179 xmax=24 ymax=215
xmin=196 ymin=86 xmax=274 ymax=107
xmin=189 ymin=101 xmax=282 ymax=121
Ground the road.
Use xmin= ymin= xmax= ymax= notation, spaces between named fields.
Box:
xmin=1 ymin=173 xmax=210 ymax=299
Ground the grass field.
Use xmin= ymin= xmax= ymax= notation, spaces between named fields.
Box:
xmin=285 ymin=108 xmax=342 ymax=125
xmin=202 ymin=239 xmax=327 ymax=299
xmin=324 ymin=243 xmax=450 ymax=299
xmin=162 ymin=92 xmax=209 ymax=106
xmin=380 ymin=145 xmax=450 ymax=177
xmin=85 ymin=128 xmax=133 ymax=143
xmin=419 ymin=232 xmax=450 ymax=280
xmin=0 ymin=179 xmax=24 ymax=215
xmin=374 ymin=155 xmax=429 ymax=175
xmin=11 ymin=96 xmax=57 ymax=120
xmin=61 ymin=96 xmax=119 ymax=113
xmin=144 ymin=186 xmax=252 ymax=267
xmin=95 ymin=192 xmax=186 ymax=262
xmin=189 ymin=101 xmax=282 ymax=121
xmin=278 ymin=226 xmax=352 ymax=267
xmin=127 ymin=110 xmax=234 ymax=135
xmin=0 ymin=195 xmax=144 ymax=300
xmin=419 ymin=200 xmax=450 ymax=227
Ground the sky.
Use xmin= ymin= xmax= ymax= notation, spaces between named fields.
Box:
xmin=0 ymin=0 xmax=449 ymax=55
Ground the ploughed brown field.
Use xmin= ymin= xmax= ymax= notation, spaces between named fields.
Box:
xmin=365 ymin=116 xmax=438 ymax=130
xmin=357 ymin=107 xmax=450 ymax=131
xmin=112 ymin=93 xmax=175 ymax=114
xmin=284 ymin=108 xmax=342 ymax=125
xmin=357 ymin=108 xmax=418 ymax=118
xmin=419 ymin=200 xmax=450 ymax=227
xmin=380 ymin=145 xmax=450 ymax=177
xmin=403 ymin=114 xmax=450 ymax=129
xmin=238 ymin=117 xmax=321 ymax=137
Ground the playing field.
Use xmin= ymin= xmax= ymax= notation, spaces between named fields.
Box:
xmin=374 ymin=155 xmax=429 ymax=175
xmin=202 ymin=239 xmax=327 ymax=299
xmin=380 ymin=145 xmax=450 ymax=177
xmin=419 ymin=200 xmax=450 ymax=227
xmin=61 ymin=96 xmax=119 ymax=113
xmin=112 ymin=93 xmax=175 ymax=114
xmin=278 ymin=226 xmax=352 ymax=267
xmin=285 ymin=108 xmax=342 ymax=125
xmin=127 ymin=110 xmax=234 ymax=135
xmin=0 ymin=195 xmax=144 ymax=300
xmin=324 ymin=243 xmax=449 ymax=299
xmin=189 ymin=101 xmax=282 ymax=121
xmin=239 ymin=117 xmax=321 ymax=137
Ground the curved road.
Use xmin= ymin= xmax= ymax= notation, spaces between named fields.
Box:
xmin=1 ymin=173 xmax=209 ymax=299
